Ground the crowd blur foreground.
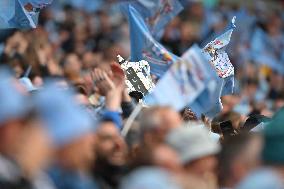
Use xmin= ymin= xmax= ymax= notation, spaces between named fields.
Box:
xmin=1 ymin=0 xmax=284 ymax=189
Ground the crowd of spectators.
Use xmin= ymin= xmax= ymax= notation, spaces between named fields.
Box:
xmin=0 ymin=0 xmax=284 ymax=189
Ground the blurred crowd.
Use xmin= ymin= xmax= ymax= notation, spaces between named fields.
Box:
xmin=0 ymin=0 xmax=284 ymax=189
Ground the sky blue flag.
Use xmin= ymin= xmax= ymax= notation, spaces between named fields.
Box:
xmin=128 ymin=5 xmax=179 ymax=77
xmin=0 ymin=0 xmax=52 ymax=29
xmin=143 ymin=16 xmax=236 ymax=118
xmin=199 ymin=16 xmax=237 ymax=117
xmin=181 ymin=45 xmax=222 ymax=117
xmin=203 ymin=16 xmax=236 ymax=95
xmin=143 ymin=45 xmax=224 ymax=118
xmin=143 ymin=46 xmax=207 ymax=113
xmin=20 ymin=0 xmax=53 ymax=9
xmin=67 ymin=0 xmax=104 ymax=13
xmin=121 ymin=0 xmax=183 ymax=39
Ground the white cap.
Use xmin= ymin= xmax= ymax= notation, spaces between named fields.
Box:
xmin=120 ymin=167 xmax=181 ymax=189
xmin=166 ymin=126 xmax=220 ymax=164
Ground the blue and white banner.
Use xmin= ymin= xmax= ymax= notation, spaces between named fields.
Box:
xmin=144 ymin=45 xmax=214 ymax=114
xmin=128 ymin=5 xmax=179 ymax=77
xmin=121 ymin=0 xmax=183 ymax=39
xmin=0 ymin=0 xmax=52 ymax=29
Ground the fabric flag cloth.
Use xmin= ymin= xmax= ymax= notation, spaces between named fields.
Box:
xmin=144 ymin=45 xmax=216 ymax=116
xmin=65 ymin=0 xmax=104 ymax=13
xmin=127 ymin=5 xmax=179 ymax=77
xmin=0 ymin=0 xmax=52 ymax=29
xmin=20 ymin=0 xmax=53 ymax=9
xmin=201 ymin=16 xmax=237 ymax=117
xmin=180 ymin=45 xmax=222 ymax=117
xmin=120 ymin=0 xmax=183 ymax=39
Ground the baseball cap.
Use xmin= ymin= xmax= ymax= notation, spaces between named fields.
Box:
xmin=34 ymin=82 xmax=96 ymax=147
xmin=166 ymin=126 xmax=220 ymax=164
xmin=0 ymin=67 xmax=30 ymax=124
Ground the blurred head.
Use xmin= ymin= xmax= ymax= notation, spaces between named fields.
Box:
xmin=129 ymin=143 xmax=182 ymax=174
xmin=14 ymin=115 xmax=53 ymax=177
xmin=181 ymin=108 xmax=198 ymax=122
xmin=167 ymin=126 xmax=220 ymax=177
xmin=95 ymin=121 xmax=127 ymax=167
xmin=0 ymin=118 xmax=28 ymax=156
xmin=0 ymin=71 xmax=52 ymax=176
xmin=63 ymin=53 xmax=82 ymax=81
xmin=0 ymin=68 xmax=31 ymax=156
xmin=262 ymin=108 xmax=284 ymax=167
xmin=218 ymin=133 xmax=263 ymax=188
xmin=56 ymin=132 xmax=96 ymax=171
xmin=120 ymin=167 xmax=181 ymax=189
xmin=140 ymin=106 xmax=182 ymax=147
xmin=152 ymin=144 xmax=182 ymax=173
xmin=184 ymin=155 xmax=218 ymax=180
xmin=34 ymin=83 xmax=96 ymax=172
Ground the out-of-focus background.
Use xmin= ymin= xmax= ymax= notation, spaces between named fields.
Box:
xmin=1 ymin=1 xmax=284 ymax=189
xmin=1 ymin=0 xmax=284 ymax=118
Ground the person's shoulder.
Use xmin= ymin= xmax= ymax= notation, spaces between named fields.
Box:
xmin=237 ymin=168 xmax=284 ymax=189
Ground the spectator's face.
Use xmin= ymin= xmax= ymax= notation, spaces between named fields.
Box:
xmin=142 ymin=108 xmax=181 ymax=147
xmin=152 ymin=144 xmax=182 ymax=173
xmin=159 ymin=109 xmax=182 ymax=131
xmin=95 ymin=122 xmax=127 ymax=166
xmin=16 ymin=119 xmax=53 ymax=176
xmin=57 ymin=133 xmax=96 ymax=171
xmin=184 ymin=155 xmax=218 ymax=177
xmin=82 ymin=52 xmax=96 ymax=69
xmin=230 ymin=136 xmax=263 ymax=185
xmin=0 ymin=117 xmax=52 ymax=176
xmin=0 ymin=119 xmax=27 ymax=156
xmin=64 ymin=54 xmax=82 ymax=76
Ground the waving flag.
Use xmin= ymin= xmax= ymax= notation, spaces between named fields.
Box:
xmin=197 ymin=16 xmax=237 ymax=117
xmin=121 ymin=0 xmax=183 ymax=39
xmin=0 ymin=0 xmax=52 ymax=29
xmin=144 ymin=16 xmax=237 ymax=117
xmin=144 ymin=46 xmax=207 ymax=112
xmin=180 ymin=45 xmax=222 ymax=117
xmin=144 ymin=45 xmax=225 ymax=118
xmin=20 ymin=0 xmax=53 ymax=9
xmin=203 ymin=16 xmax=236 ymax=95
xmin=128 ymin=5 xmax=179 ymax=77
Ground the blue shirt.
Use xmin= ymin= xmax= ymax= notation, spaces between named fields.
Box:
xmin=48 ymin=167 xmax=99 ymax=189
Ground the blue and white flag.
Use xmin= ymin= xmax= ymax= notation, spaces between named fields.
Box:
xmin=128 ymin=5 xmax=179 ymax=77
xmin=0 ymin=0 xmax=52 ymax=29
xmin=198 ymin=16 xmax=237 ymax=117
xmin=180 ymin=45 xmax=222 ymax=117
xmin=144 ymin=16 xmax=236 ymax=117
xmin=144 ymin=46 xmax=208 ymax=112
xmin=144 ymin=45 xmax=225 ymax=118
xmin=203 ymin=16 xmax=236 ymax=96
xmin=20 ymin=0 xmax=53 ymax=9
xmin=121 ymin=0 xmax=183 ymax=39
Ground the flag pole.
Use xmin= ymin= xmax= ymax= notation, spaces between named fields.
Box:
xmin=24 ymin=65 xmax=32 ymax=77
xmin=121 ymin=103 xmax=143 ymax=137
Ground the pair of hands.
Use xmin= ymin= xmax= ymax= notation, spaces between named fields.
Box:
xmin=92 ymin=63 xmax=129 ymax=110
xmin=4 ymin=32 xmax=28 ymax=56
xmin=92 ymin=63 xmax=125 ymax=96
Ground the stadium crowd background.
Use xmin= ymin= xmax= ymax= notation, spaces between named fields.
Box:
xmin=0 ymin=0 xmax=284 ymax=189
